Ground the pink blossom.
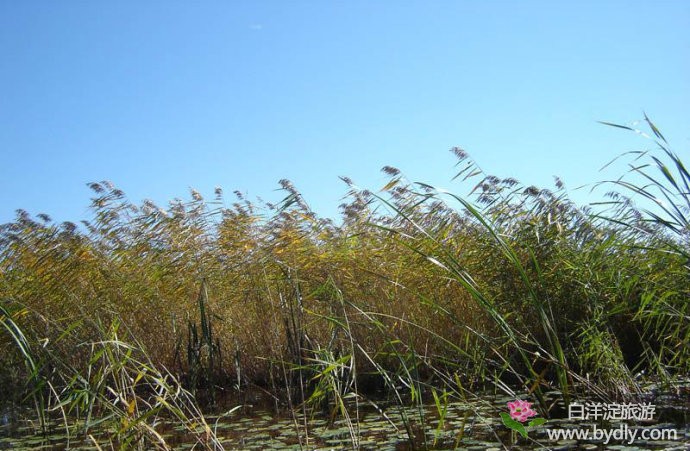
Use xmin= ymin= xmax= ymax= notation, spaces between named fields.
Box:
xmin=508 ymin=400 xmax=538 ymax=422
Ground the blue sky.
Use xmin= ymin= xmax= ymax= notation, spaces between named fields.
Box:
xmin=1 ymin=1 xmax=688 ymax=225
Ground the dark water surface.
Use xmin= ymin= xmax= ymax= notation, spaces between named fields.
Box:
xmin=1 ymin=389 xmax=688 ymax=450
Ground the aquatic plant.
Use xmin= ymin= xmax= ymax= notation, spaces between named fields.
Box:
xmin=0 ymin=117 xmax=687 ymax=448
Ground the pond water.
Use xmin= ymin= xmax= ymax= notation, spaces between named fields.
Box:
xmin=1 ymin=390 xmax=688 ymax=449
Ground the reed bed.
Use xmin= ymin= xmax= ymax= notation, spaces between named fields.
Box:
xmin=0 ymin=118 xmax=687 ymax=446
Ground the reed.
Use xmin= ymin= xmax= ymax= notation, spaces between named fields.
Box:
xmin=0 ymin=300 xmax=223 ymax=449
xmin=0 ymin=117 xmax=687 ymax=447
xmin=173 ymin=279 xmax=224 ymax=402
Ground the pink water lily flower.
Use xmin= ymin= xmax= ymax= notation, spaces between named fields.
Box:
xmin=508 ymin=400 xmax=538 ymax=422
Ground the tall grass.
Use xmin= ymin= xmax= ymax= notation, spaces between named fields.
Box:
xmin=0 ymin=118 xmax=687 ymax=446
xmin=0 ymin=300 xmax=223 ymax=449
xmin=173 ymin=279 xmax=224 ymax=402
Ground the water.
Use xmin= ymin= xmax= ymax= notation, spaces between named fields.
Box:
xmin=1 ymin=392 xmax=688 ymax=449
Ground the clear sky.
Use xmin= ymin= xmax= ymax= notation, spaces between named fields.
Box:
xmin=1 ymin=1 xmax=688 ymax=225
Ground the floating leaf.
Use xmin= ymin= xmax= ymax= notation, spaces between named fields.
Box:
xmin=528 ymin=417 xmax=547 ymax=427
xmin=500 ymin=412 xmax=527 ymax=438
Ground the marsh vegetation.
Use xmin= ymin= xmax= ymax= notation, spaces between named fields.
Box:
xmin=1 ymin=119 xmax=688 ymax=449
